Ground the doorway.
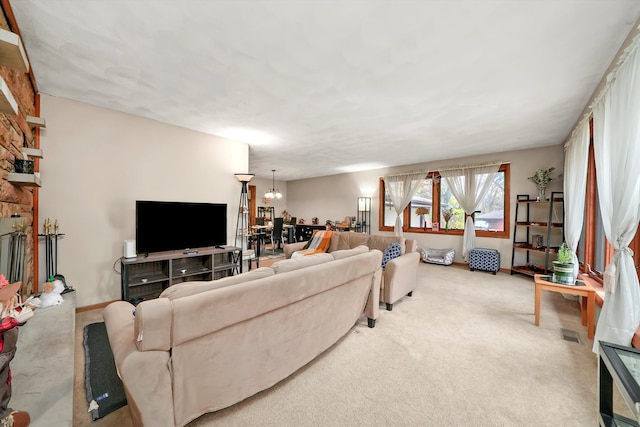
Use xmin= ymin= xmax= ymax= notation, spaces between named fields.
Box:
xmin=249 ymin=185 xmax=256 ymax=226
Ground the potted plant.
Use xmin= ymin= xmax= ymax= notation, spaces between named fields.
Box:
xmin=552 ymin=243 xmax=574 ymax=284
xmin=528 ymin=167 xmax=556 ymax=201
xmin=442 ymin=209 xmax=453 ymax=232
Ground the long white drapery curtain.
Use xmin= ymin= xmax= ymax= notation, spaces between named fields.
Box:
xmin=439 ymin=163 xmax=501 ymax=260
xmin=592 ymin=35 xmax=640 ymax=352
xmin=563 ymin=120 xmax=590 ymax=282
xmin=383 ymin=172 xmax=426 ymax=236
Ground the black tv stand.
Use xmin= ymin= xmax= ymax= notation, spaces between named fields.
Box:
xmin=214 ymin=245 xmax=225 ymax=249
xmin=120 ymin=246 xmax=242 ymax=303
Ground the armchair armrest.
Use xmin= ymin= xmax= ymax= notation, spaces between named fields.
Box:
xmin=382 ymin=252 xmax=420 ymax=304
xmin=284 ymin=241 xmax=307 ymax=258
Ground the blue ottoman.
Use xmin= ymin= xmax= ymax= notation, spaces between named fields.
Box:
xmin=469 ymin=248 xmax=500 ymax=275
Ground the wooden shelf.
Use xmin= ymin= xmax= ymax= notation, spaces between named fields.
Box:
xmin=516 ymin=197 xmax=564 ymax=204
xmin=513 ymin=243 xmax=558 ymax=254
xmin=515 ymin=221 xmax=563 ymax=228
xmin=26 ymin=116 xmax=46 ymax=128
xmin=0 ymin=77 xmax=18 ymax=115
xmin=7 ymin=172 xmax=41 ymax=187
xmin=0 ymin=28 xmax=29 ymax=73
xmin=511 ymin=265 xmax=536 ymax=276
xmin=511 ymin=265 xmax=553 ymax=276
xmin=21 ymin=147 xmax=43 ymax=158
xmin=511 ymin=192 xmax=564 ymax=278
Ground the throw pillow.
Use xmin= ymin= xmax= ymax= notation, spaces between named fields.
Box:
xmin=381 ymin=241 xmax=402 ymax=271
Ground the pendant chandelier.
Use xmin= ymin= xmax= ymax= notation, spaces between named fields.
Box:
xmin=264 ymin=169 xmax=282 ymax=199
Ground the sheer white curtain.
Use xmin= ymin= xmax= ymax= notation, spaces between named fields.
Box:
xmin=563 ymin=120 xmax=590 ymax=282
xmin=383 ymin=172 xmax=426 ymax=236
xmin=439 ymin=163 xmax=501 ymax=260
xmin=592 ymin=36 xmax=640 ymax=352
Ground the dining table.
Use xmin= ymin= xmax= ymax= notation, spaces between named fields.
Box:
xmin=249 ymin=226 xmax=270 ymax=254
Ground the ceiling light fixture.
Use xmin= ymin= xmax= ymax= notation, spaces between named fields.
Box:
xmin=264 ymin=169 xmax=282 ymax=199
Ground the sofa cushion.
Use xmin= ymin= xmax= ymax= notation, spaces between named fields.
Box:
xmin=271 ymin=253 xmax=334 ymax=274
xmin=159 ymin=267 xmax=275 ymax=300
xmin=329 ymin=232 xmax=369 ymax=252
xmin=367 ymin=235 xmax=405 ymax=255
xmin=331 ymin=245 xmax=369 ymax=260
xmin=381 ymin=241 xmax=402 ymax=270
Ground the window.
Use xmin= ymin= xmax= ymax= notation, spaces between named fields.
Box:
xmin=439 ymin=179 xmax=464 ymax=231
xmin=438 ymin=172 xmax=505 ymax=232
xmin=382 ymin=190 xmax=397 ymax=228
xmin=379 ymin=164 xmax=510 ymax=238
xmin=409 ymin=178 xmax=433 ymax=229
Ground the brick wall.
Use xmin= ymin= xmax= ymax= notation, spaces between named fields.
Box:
xmin=0 ymin=6 xmax=38 ymax=294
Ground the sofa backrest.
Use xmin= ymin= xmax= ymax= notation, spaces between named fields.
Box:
xmin=270 ymin=253 xmax=334 ymax=274
xmin=169 ymin=249 xmax=382 ymax=426
xmin=331 ymin=245 xmax=369 ymax=260
xmin=326 ymin=231 xmax=417 ymax=256
xmin=133 ymin=250 xmax=382 ymax=353
xmin=367 ymin=234 xmax=406 ymax=254
xmin=159 ymin=267 xmax=275 ymax=300
xmin=329 ymin=232 xmax=369 ymax=252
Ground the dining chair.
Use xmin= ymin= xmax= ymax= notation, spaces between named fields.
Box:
xmin=271 ymin=217 xmax=284 ymax=254
xmin=255 ymin=217 xmax=265 ymax=226
xmin=255 ymin=228 xmax=267 ymax=254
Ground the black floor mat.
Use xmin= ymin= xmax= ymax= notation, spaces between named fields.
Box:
xmin=83 ymin=322 xmax=127 ymax=420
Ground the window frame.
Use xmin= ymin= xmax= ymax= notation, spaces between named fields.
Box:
xmin=580 ymin=119 xmax=640 ymax=283
xmin=379 ymin=164 xmax=510 ymax=238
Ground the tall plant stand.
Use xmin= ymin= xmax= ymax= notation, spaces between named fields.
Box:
xmin=510 ymin=192 xmax=564 ymax=277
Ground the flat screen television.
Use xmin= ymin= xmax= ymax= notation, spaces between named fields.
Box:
xmin=135 ymin=200 xmax=227 ymax=254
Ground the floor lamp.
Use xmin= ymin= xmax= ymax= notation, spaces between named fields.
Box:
xmin=357 ymin=197 xmax=371 ymax=234
xmin=235 ymin=173 xmax=256 ymax=271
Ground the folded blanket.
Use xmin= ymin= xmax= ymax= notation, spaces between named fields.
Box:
xmin=294 ymin=230 xmax=333 ymax=257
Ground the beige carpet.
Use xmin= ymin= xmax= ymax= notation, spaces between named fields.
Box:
xmin=75 ymin=263 xmax=605 ymax=426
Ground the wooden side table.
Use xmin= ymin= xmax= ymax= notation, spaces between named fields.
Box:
xmin=534 ymin=273 xmax=596 ymax=339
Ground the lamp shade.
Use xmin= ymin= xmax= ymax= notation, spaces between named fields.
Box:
xmin=357 ymin=197 xmax=371 ymax=212
xmin=235 ymin=173 xmax=255 ymax=182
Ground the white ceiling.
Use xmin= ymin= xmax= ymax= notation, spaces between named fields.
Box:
xmin=9 ymin=0 xmax=640 ymax=181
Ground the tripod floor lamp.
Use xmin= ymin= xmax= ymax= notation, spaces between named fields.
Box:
xmin=235 ymin=173 xmax=257 ymax=271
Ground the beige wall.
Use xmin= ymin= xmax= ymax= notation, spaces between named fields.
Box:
xmin=36 ymin=94 xmax=564 ymax=306
xmin=38 ymin=95 xmax=248 ymax=307
xmin=285 ymin=144 xmax=565 ymax=268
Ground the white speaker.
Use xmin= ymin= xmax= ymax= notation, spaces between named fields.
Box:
xmin=123 ymin=239 xmax=136 ymax=258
